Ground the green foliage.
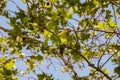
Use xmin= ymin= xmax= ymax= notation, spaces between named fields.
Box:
xmin=114 ymin=66 xmax=120 ymax=77
xmin=37 ymin=72 xmax=53 ymax=80
xmin=0 ymin=0 xmax=120 ymax=80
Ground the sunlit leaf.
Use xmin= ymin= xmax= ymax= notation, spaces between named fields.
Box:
xmin=22 ymin=0 xmax=27 ymax=3
xmin=61 ymin=67 xmax=67 ymax=73
xmin=103 ymin=69 xmax=110 ymax=75
xmin=95 ymin=22 xmax=105 ymax=29
xmin=108 ymin=20 xmax=117 ymax=27
xmin=5 ymin=60 xmax=15 ymax=69
xmin=64 ymin=12 xmax=72 ymax=20
xmin=60 ymin=37 xmax=67 ymax=44
xmin=44 ymin=30 xmax=51 ymax=38
xmin=0 ymin=56 xmax=7 ymax=65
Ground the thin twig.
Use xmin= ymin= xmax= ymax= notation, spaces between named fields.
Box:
xmin=101 ymin=48 xmax=120 ymax=68
xmin=97 ymin=33 xmax=114 ymax=68
xmin=0 ymin=26 xmax=42 ymax=43
xmin=67 ymin=46 xmax=112 ymax=80
xmin=112 ymin=4 xmax=117 ymax=23
xmin=56 ymin=49 xmax=79 ymax=79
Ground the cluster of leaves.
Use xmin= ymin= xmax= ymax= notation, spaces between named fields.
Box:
xmin=0 ymin=0 xmax=120 ymax=80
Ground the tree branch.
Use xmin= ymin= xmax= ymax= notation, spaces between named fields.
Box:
xmin=101 ymin=48 xmax=120 ymax=68
xmin=0 ymin=26 xmax=42 ymax=43
xmin=67 ymin=46 xmax=112 ymax=80
xmin=56 ymin=50 xmax=79 ymax=79
xmin=0 ymin=26 xmax=10 ymax=32
xmin=78 ymin=29 xmax=120 ymax=35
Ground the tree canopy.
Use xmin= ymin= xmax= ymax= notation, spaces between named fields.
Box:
xmin=0 ymin=0 xmax=120 ymax=80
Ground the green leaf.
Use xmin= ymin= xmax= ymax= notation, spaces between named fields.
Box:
xmin=37 ymin=72 xmax=53 ymax=80
xmin=5 ymin=60 xmax=15 ymax=69
xmin=114 ymin=66 xmax=120 ymax=77
xmin=108 ymin=20 xmax=117 ymax=27
xmin=81 ymin=33 xmax=90 ymax=41
xmin=72 ymin=53 xmax=81 ymax=61
xmin=44 ymin=30 xmax=52 ymax=38
xmin=93 ymin=0 xmax=100 ymax=6
xmin=60 ymin=37 xmax=67 ymax=44
xmin=22 ymin=0 xmax=27 ymax=3
xmin=0 ymin=56 xmax=7 ymax=65
xmin=95 ymin=22 xmax=105 ymax=29
xmin=64 ymin=12 xmax=72 ymax=20
xmin=103 ymin=68 xmax=110 ymax=75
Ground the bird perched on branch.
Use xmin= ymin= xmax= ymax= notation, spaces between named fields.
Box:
xmin=58 ymin=29 xmax=71 ymax=55
xmin=59 ymin=29 xmax=71 ymax=44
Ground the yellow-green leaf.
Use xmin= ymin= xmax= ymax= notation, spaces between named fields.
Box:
xmin=95 ymin=22 xmax=105 ymax=29
xmin=108 ymin=20 xmax=117 ymax=27
xmin=5 ymin=60 xmax=15 ymax=69
xmin=61 ymin=67 xmax=67 ymax=73
xmin=0 ymin=56 xmax=7 ymax=65
xmin=16 ymin=36 xmax=23 ymax=42
xmin=60 ymin=37 xmax=67 ymax=44
xmin=64 ymin=12 xmax=72 ymax=20
xmin=103 ymin=69 xmax=110 ymax=75
xmin=32 ymin=23 xmax=38 ymax=26
xmin=48 ymin=0 xmax=57 ymax=3
xmin=93 ymin=0 xmax=99 ymax=5
xmin=44 ymin=30 xmax=51 ymax=38
xmin=22 ymin=0 xmax=27 ymax=3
